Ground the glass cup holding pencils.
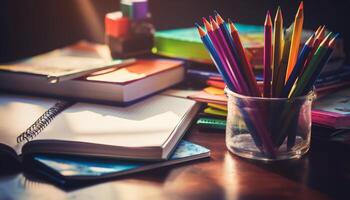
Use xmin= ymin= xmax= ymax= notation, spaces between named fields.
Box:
xmin=225 ymin=88 xmax=316 ymax=161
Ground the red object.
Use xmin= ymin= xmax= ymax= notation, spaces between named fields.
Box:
xmin=263 ymin=11 xmax=272 ymax=97
xmin=105 ymin=11 xmax=130 ymax=38
xmin=206 ymin=80 xmax=225 ymax=89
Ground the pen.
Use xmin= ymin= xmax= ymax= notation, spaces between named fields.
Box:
xmin=47 ymin=58 xmax=136 ymax=83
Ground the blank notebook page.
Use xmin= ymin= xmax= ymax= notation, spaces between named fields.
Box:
xmin=0 ymin=95 xmax=57 ymax=153
xmin=35 ymin=95 xmax=196 ymax=148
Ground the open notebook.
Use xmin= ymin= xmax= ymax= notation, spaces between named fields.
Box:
xmin=0 ymin=93 xmax=201 ymax=162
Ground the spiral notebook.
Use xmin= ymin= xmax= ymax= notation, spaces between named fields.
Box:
xmin=0 ymin=93 xmax=201 ymax=166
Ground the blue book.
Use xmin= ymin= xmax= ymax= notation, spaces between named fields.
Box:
xmin=32 ymin=140 xmax=210 ymax=185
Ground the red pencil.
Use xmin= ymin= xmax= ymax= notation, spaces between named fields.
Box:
xmin=263 ymin=11 xmax=272 ymax=97
xmin=228 ymin=19 xmax=261 ymax=97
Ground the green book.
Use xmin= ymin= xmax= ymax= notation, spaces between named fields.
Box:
xmin=196 ymin=117 xmax=227 ymax=130
xmin=153 ymin=24 xmax=264 ymax=65
xmin=153 ymin=25 xmax=343 ymax=69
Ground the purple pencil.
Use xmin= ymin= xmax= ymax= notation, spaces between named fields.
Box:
xmin=210 ymin=16 xmax=250 ymax=96
xmin=202 ymin=18 xmax=240 ymax=91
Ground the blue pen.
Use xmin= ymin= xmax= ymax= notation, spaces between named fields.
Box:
xmin=196 ymin=23 xmax=236 ymax=91
xmin=302 ymin=34 xmax=338 ymax=95
xmin=281 ymin=34 xmax=315 ymax=97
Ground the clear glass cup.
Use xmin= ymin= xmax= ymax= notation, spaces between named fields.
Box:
xmin=225 ymin=88 xmax=316 ymax=161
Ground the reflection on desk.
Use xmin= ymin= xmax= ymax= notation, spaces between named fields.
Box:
xmin=1 ymin=127 xmax=349 ymax=200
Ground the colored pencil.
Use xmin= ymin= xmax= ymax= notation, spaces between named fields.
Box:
xmin=286 ymin=34 xmax=338 ymax=148
xmin=263 ymin=11 xmax=273 ymax=97
xmin=228 ymin=19 xmax=261 ymax=97
xmin=303 ymin=25 xmax=326 ymax=72
xmin=197 ymin=22 xmax=269 ymax=152
xmin=286 ymin=2 xmax=304 ymax=80
xmin=196 ymin=5 xmax=337 ymax=153
xmin=205 ymin=19 xmax=275 ymax=154
xmin=202 ymin=18 xmax=240 ymax=91
xmin=271 ymin=7 xmax=284 ymax=97
xmin=214 ymin=13 xmax=257 ymax=94
xmin=210 ymin=17 xmax=250 ymax=95
xmin=302 ymin=34 xmax=338 ymax=95
xmin=196 ymin=24 xmax=236 ymax=91
xmin=281 ymin=34 xmax=315 ymax=97
xmin=274 ymin=23 xmax=294 ymax=97
xmin=214 ymin=11 xmax=239 ymax=62
xmin=215 ymin=12 xmax=262 ymax=97
xmin=291 ymin=32 xmax=333 ymax=97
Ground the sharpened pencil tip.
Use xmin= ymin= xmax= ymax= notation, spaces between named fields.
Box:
xmin=195 ymin=23 xmax=206 ymax=37
xmin=320 ymin=32 xmax=333 ymax=46
xmin=276 ymin=6 xmax=283 ymax=19
xmin=316 ymin=25 xmax=326 ymax=40
xmin=328 ymin=33 xmax=339 ymax=48
xmin=314 ymin=25 xmax=322 ymax=36
xmin=215 ymin=12 xmax=225 ymax=24
xmin=202 ymin=17 xmax=213 ymax=32
xmin=277 ymin=6 xmax=281 ymax=12
xmin=296 ymin=1 xmax=304 ymax=18
xmin=210 ymin=16 xmax=219 ymax=30
xmin=209 ymin=15 xmax=215 ymax=22
xmin=228 ymin=19 xmax=237 ymax=32
xmin=299 ymin=1 xmax=304 ymax=10
xmin=265 ymin=11 xmax=272 ymax=26
xmin=305 ymin=34 xmax=315 ymax=46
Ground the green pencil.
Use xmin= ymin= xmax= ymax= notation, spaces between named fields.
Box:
xmin=291 ymin=32 xmax=333 ymax=97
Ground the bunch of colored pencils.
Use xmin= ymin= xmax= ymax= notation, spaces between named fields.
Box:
xmin=195 ymin=2 xmax=338 ymax=156
xmin=196 ymin=2 xmax=338 ymax=99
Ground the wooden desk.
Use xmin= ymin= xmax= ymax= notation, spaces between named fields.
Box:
xmin=0 ymin=126 xmax=349 ymax=200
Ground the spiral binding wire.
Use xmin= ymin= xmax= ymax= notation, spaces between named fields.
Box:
xmin=16 ymin=101 xmax=75 ymax=143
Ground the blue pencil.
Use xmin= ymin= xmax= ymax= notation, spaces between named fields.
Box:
xmin=281 ymin=34 xmax=315 ymax=97
xmin=195 ymin=23 xmax=236 ymax=91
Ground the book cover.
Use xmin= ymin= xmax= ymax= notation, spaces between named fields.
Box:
xmin=32 ymin=140 xmax=210 ymax=185
xmin=154 ymin=26 xmax=345 ymax=69
xmin=312 ymin=87 xmax=350 ymax=128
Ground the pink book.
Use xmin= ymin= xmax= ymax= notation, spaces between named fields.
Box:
xmin=312 ymin=87 xmax=350 ymax=128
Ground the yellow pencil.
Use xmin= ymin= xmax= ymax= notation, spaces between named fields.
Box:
xmin=271 ymin=6 xmax=284 ymax=97
xmin=285 ymin=2 xmax=304 ymax=81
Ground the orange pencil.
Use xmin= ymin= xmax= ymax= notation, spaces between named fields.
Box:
xmin=286 ymin=2 xmax=304 ymax=81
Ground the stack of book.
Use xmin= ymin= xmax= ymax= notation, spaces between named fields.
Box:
xmin=0 ymin=41 xmax=210 ymax=186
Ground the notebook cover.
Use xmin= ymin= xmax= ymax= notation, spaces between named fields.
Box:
xmin=312 ymin=87 xmax=350 ymax=128
xmin=31 ymin=140 xmax=210 ymax=186
xmin=85 ymin=59 xmax=184 ymax=85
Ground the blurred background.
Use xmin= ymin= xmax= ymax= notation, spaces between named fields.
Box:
xmin=0 ymin=0 xmax=348 ymax=62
